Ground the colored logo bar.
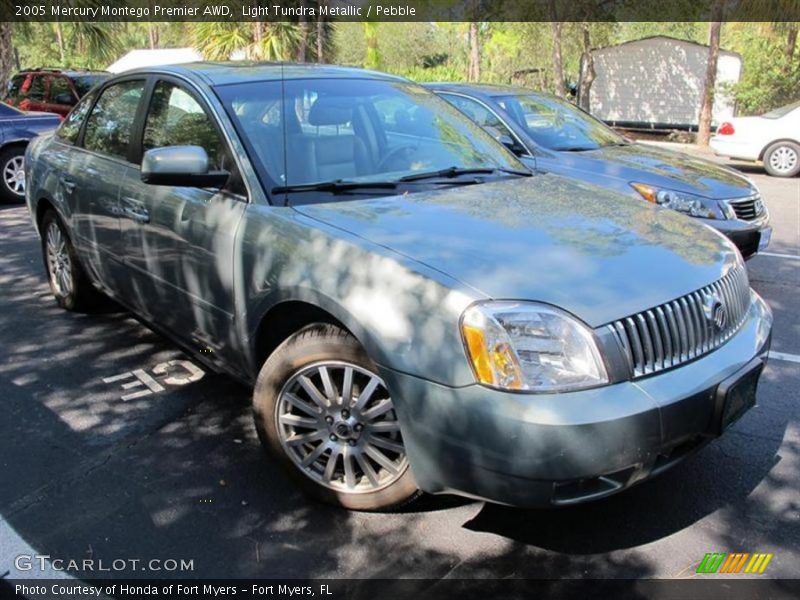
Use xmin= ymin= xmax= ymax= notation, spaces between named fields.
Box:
xmin=697 ymin=552 xmax=773 ymax=574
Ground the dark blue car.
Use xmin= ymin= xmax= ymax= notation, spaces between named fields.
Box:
xmin=425 ymin=83 xmax=771 ymax=258
xmin=0 ymin=101 xmax=60 ymax=203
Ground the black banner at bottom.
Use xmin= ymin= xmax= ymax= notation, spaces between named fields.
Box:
xmin=2 ymin=579 xmax=800 ymax=600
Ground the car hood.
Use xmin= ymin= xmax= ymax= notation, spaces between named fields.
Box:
xmin=556 ymin=143 xmax=754 ymax=200
xmin=294 ymin=174 xmax=739 ymax=327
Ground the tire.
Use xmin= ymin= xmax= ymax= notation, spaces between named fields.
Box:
xmin=763 ymin=141 xmax=800 ymax=177
xmin=40 ymin=210 xmax=101 ymax=311
xmin=0 ymin=145 xmax=26 ymax=203
xmin=253 ymin=324 xmax=420 ymax=511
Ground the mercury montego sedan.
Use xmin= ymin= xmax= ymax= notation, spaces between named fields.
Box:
xmin=25 ymin=63 xmax=772 ymax=510
xmin=426 ymin=83 xmax=772 ymax=259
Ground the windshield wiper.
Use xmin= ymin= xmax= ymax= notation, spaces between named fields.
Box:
xmin=398 ymin=166 xmax=531 ymax=182
xmin=272 ymin=179 xmax=400 ymax=195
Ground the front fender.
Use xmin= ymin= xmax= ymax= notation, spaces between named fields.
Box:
xmin=238 ymin=205 xmax=482 ymax=387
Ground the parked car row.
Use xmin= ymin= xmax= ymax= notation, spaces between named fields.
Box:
xmin=426 ymin=83 xmax=773 ymax=258
xmin=24 ymin=63 xmax=772 ymax=511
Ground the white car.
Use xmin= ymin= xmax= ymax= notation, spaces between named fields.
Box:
xmin=711 ymin=100 xmax=800 ymax=177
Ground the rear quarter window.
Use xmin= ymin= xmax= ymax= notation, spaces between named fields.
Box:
xmin=56 ymin=92 xmax=97 ymax=145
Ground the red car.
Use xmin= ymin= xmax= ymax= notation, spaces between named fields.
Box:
xmin=3 ymin=68 xmax=108 ymax=118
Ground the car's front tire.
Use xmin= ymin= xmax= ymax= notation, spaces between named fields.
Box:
xmin=40 ymin=210 xmax=101 ymax=311
xmin=0 ymin=146 xmax=26 ymax=203
xmin=764 ymin=141 xmax=800 ymax=177
xmin=253 ymin=324 xmax=420 ymax=511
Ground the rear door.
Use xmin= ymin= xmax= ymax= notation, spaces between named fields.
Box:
xmin=68 ymin=77 xmax=147 ymax=290
xmin=45 ymin=75 xmax=78 ymax=117
xmin=120 ymin=77 xmax=247 ymax=367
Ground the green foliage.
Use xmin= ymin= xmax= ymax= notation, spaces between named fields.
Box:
xmin=726 ymin=24 xmax=800 ymax=115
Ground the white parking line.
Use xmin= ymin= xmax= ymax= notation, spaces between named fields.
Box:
xmin=770 ymin=351 xmax=800 ymax=364
xmin=758 ymin=252 xmax=800 ymax=260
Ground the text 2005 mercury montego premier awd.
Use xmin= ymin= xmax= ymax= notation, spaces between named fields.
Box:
xmin=25 ymin=63 xmax=772 ymax=510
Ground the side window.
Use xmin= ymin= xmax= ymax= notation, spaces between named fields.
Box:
xmin=5 ymin=75 xmax=26 ymax=102
xmin=48 ymin=76 xmax=76 ymax=106
xmin=25 ymin=75 xmax=47 ymax=102
xmin=442 ymin=94 xmax=514 ymax=138
xmin=82 ymin=80 xmax=145 ymax=160
xmin=143 ymin=81 xmax=226 ymax=170
xmin=56 ymin=92 xmax=96 ymax=145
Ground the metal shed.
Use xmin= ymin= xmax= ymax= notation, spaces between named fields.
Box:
xmin=582 ymin=36 xmax=742 ymax=131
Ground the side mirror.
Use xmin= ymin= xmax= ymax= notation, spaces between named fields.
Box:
xmin=141 ymin=145 xmax=229 ymax=188
xmin=482 ymin=125 xmax=525 ymax=156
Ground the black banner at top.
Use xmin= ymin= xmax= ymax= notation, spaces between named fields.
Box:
xmin=3 ymin=0 xmax=800 ymax=23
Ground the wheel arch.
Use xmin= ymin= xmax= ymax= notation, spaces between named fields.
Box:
xmin=759 ymin=138 xmax=800 ymax=160
xmin=250 ymin=295 xmax=389 ymax=377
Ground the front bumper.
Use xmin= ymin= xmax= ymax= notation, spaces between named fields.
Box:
xmin=698 ymin=214 xmax=771 ymax=258
xmin=382 ymin=293 xmax=772 ymax=507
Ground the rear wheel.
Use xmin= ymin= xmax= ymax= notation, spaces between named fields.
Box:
xmin=253 ymin=324 xmax=420 ymax=511
xmin=764 ymin=141 xmax=800 ymax=177
xmin=0 ymin=146 xmax=26 ymax=203
xmin=40 ymin=210 xmax=101 ymax=311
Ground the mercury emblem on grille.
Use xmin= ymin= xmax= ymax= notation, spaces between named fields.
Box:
xmin=703 ymin=292 xmax=727 ymax=330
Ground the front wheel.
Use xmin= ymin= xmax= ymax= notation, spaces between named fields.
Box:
xmin=253 ymin=324 xmax=420 ymax=511
xmin=764 ymin=141 xmax=800 ymax=177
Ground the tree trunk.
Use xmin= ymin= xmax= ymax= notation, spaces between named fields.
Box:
xmin=468 ymin=23 xmax=480 ymax=82
xmin=148 ymin=25 xmax=160 ymax=49
xmin=578 ymin=23 xmax=595 ymax=110
xmin=316 ymin=0 xmax=326 ymax=62
xmin=364 ymin=22 xmax=380 ymax=69
xmin=55 ymin=22 xmax=66 ymax=64
xmin=550 ymin=21 xmax=565 ymax=97
xmin=296 ymin=2 xmax=308 ymax=62
xmin=0 ymin=21 xmax=13 ymax=87
xmin=697 ymin=3 xmax=724 ymax=146
xmin=786 ymin=26 xmax=798 ymax=63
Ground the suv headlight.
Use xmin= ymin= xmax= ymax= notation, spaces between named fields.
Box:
xmin=630 ymin=183 xmax=725 ymax=219
xmin=460 ymin=301 xmax=609 ymax=393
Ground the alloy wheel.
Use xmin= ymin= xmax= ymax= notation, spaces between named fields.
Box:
xmin=46 ymin=221 xmax=73 ymax=298
xmin=275 ymin=361 xmax=407 ymax=494
xmin=3 ymin=155 xmax=25 ymax=197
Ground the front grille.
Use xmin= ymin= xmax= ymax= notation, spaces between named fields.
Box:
xmin=608 ymin=266 xmax=751 ymax=378
xmin=728 ymin=194 xmax=764 ymax=221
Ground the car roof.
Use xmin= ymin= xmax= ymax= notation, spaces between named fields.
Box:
xmin=121 ymin=62 xmax=408 ymax=87
xmin=19 ymin=69 xmax=108 ymax=77
xmin=423 ymin=82 xmax=553 ymax=100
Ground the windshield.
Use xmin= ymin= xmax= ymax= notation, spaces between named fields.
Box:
xmin=762 ymin=100 xmax=800 ymax=119
xmin=216 ymin=78 xmax=526 ymax=201
xmin=72 ymin=74 xmax=108 ymax=97
xmin=496 ymin=94 xmax=626 ymax=151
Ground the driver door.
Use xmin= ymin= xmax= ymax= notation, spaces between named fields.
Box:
xmin=120 ymin=78 xmax=247 ymax=368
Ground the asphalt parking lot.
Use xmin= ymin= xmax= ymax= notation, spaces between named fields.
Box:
xmin=0 ymin=159 xmax=798 ymax=582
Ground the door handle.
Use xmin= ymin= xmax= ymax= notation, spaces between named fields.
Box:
xmin=120 ymin=197 xmax=150 ymax=224
xmin=60 ymin=177 xmax=77 ymax=194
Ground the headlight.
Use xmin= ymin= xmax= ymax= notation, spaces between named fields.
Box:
xmin=630 ymin=183 xmax=724 ymax=219
xmin=460 ymin=301 xmax=609 ymax=392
